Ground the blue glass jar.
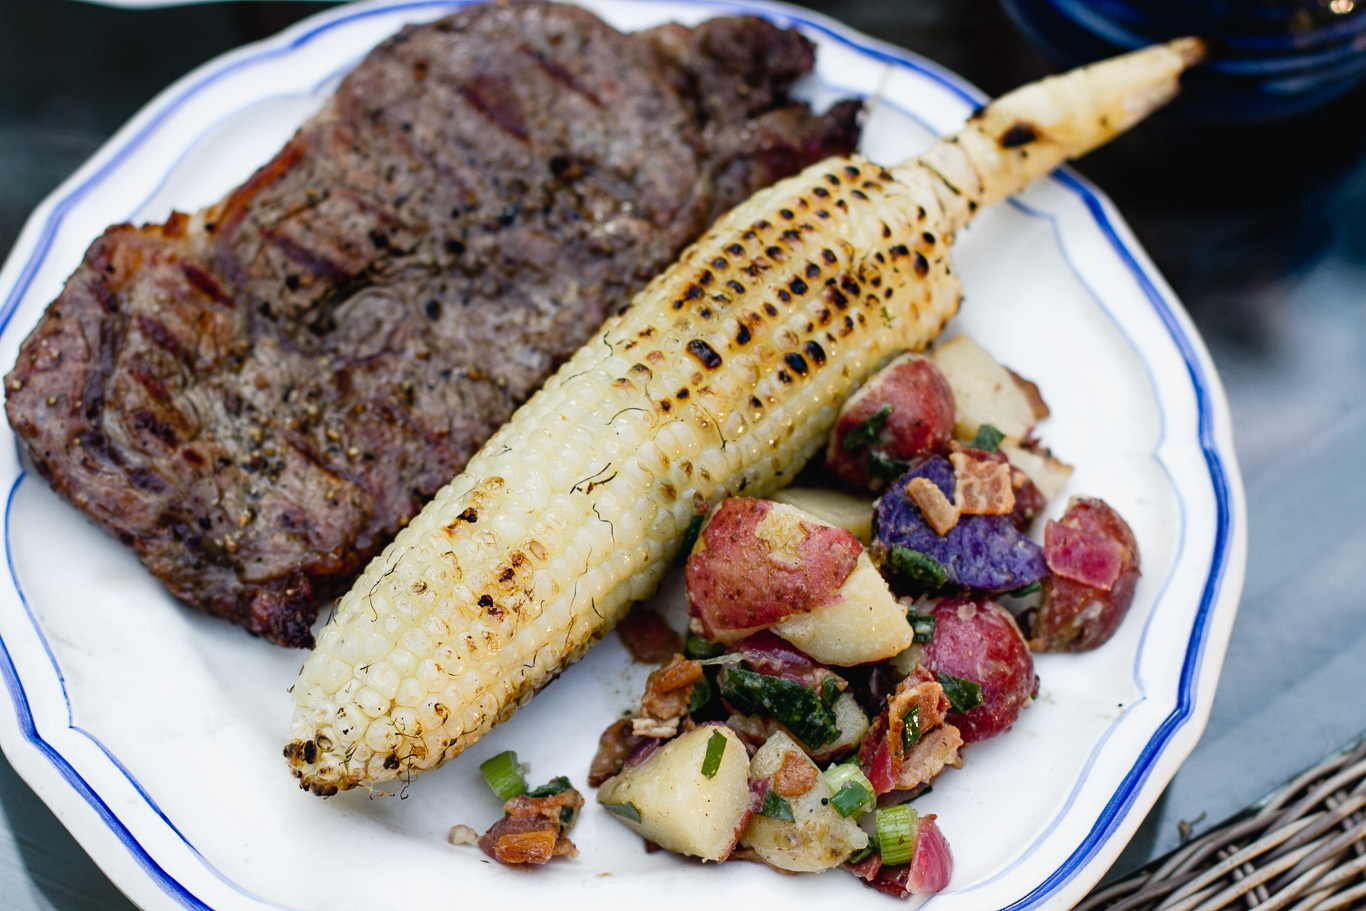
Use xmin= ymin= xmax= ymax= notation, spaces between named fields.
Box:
xmin=1002 ymin=0 xmax=1366 ymax=122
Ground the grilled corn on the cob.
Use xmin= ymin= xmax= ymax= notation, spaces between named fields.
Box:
xmin=285 ymin=37 xmax=1202 ymax=795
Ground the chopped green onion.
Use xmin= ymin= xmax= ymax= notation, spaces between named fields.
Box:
xmin=687 ymin=673 xmax=713 ymax=714
xmin=876 ymin=804 xmax=920 ymax=865
xmin=720 ymin=666 xmax=840 ymax=749
xmin=758 ymin=789 xmax=795 ymax=822
xmin=683 ymin=634 xmax=724 ymax=661
xmin=888 ymin=544 xmax=948 ymax=589
xmin=822 ymin=762 xmax=876 ymax=818
xmin=674 ymin=514 xmax=706 ymax=566
xmin=602 ymin=801 xmax=641 ymax=824
xmin=843 ymin=404 xmax=893 ymax=450
xmin=819 ymin=676 xmax=842 ymax=710
xmin=970 ymin=423 xmax=1005 ymax=452
xmin=937 ymin=672 xmax=984 ymax=713
xmin=868 ymin=450 xmax=913 ymax=482
xmin=907 ymin=611 xmax=936 ymax=644
xmin=1010 ymin=581 xmax=1042 ymax=598
xmin=847 ymin=836 xmax=880 ymax=864
xmin=479 ymin=750 xmax=527 ymax=800
xmin=700 ymin=731 xmax=727 ymax=779
xmin=902 ymin=704 xmax=922 ymax=752
xmin=526 ymin=776 xmax=573 ymax=798
xmin=559 ymin=805 xmax=576 ymax=827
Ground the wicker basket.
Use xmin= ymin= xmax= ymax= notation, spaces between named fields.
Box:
xmin=1080 ymin=736 xmax=1366 ymax=911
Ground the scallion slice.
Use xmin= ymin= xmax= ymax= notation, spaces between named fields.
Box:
xmin=868 ymin=450 xmax=913 ymax=481
xmin=479 ymin=750 xmax=527 ymax=800
xmin=1010 ymin=581 xmax=1042 ymax=598
xmin=876 ymin=804 xmax=920 ymax=865
xmin=821 ymin=762 xmax=875 ymax=818
xmin=847 ymin=836 xmax=880 ymax=864
xmin=700 ymin=730 xmax=727 ymax=779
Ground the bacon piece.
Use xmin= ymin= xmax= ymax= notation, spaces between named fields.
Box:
xmin=478 ymin=787 xmax=584 ymax=865
xmin=860 ymin=669 xmax=962 ymax=795
xmin=906 ymin=476 xmax=960 ymax=535
xmin=951 ymin=450 xmax=1015 ymax=515
xmin=617 ymin=607 xmax=682 ymax=663
xmin=773 ymin=748 xmax=819 ymax=797
xmin=588 ymin=719 xmax=643 ymax=786
xmin=633 ymin=655 xmax=703 ymax=737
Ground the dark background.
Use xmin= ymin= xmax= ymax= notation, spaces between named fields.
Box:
xmin=1 ymin=2 xmax=1364 ymax=909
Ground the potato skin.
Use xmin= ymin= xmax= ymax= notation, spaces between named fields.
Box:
xmin=826 ymin=354 xmax=955 ymax=492
xmin=1029 ymin=497 xmax=1140 ymax=652
xmin=686 ymin=498 xmax=861 ymax=641
xmin=920 ymin=598 xmax=1035 ymax=743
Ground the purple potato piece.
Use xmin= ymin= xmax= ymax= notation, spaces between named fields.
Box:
xmin=873 ymin=457 xmax=1047 ymax=592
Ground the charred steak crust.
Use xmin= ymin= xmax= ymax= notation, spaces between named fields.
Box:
xmin=4 ymin=1 xmax=861 ymax=647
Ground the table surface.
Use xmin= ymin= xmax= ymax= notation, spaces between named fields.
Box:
xmin=2 ymin=2 xmax=1365 ymax=909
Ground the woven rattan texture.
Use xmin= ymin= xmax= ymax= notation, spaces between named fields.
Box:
xmin=1080 ymin=737 xmax=1366 ymax=911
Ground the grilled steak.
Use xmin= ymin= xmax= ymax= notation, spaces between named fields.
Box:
xmin=4 ymin=1 xmax=860 ymax=647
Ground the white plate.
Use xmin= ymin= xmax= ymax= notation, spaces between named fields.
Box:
xmin=0 ymin=2 xmax=1247 ymax=910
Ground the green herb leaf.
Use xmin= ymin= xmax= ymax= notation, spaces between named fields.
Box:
xmin=970 ymin=423 xmax=1005 ymax=452
xmin=526 ymin=776 xmax=573 ymax=798
xmin=720 ymin=666 xmax=840 ymax=749
xmin=820 ymin=676 xmax=842 ymax=710
xmin=847 ymin=836 xmax=880 ymax=864
xmin=687 ymin=673 xmax=713 ymax=714
xmin=700 ymin=730 xmax=727 ymax=779
xmin=907 ymin=611 xmax=936 ymax=644
xmin=1010 ymin=581 xmax=1042 ymax=598
xmin=479 ymin=750 xmax=527 ymax=800
xmin=843 ymin=404 xmax=893 ymax=451
xmin=674 ymin=514 xmax=706 ymax=566
xmin=887 ymin=544 xmax=948 ymax=589
xmin=558 ymin=805 xmax=576 ymax=828
xmin=602 ymin=801 xmax=641 ymax=824
xmin=937 ymin=672 xmax=984 ymax=714
xmin=901 ymin=704 xmax=922 ymax=752
xmin=683 ymin=634 xmax=724 ymax=661
xmin=758 ymin=789 xmax=795 ymax=822
xmin=868 ymin=450 xmax=914 ymax=482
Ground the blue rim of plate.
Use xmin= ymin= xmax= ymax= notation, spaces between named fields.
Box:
xmin=0 ymin=1 xmax=1237 ymax=909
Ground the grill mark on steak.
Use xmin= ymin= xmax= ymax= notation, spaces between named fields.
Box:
xmin=4 ymin=0 xmax=861 ymax=647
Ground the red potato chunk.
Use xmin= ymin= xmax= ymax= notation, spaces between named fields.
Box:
xmin=920 ymin=599 xmax=1036 ymax=743
xmin=1030 ymin=497 xmax=1140 ymax=652
xmin=686 ymin=498 xmax=860 ymax=641
xmin=687 ymin=500 xmax=914 ymax=664
xmin=826 ymin=353 xmax=955 ymax=492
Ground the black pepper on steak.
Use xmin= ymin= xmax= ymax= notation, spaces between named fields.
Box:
xmin=3 ymin=0 xmax=862 ymax=647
